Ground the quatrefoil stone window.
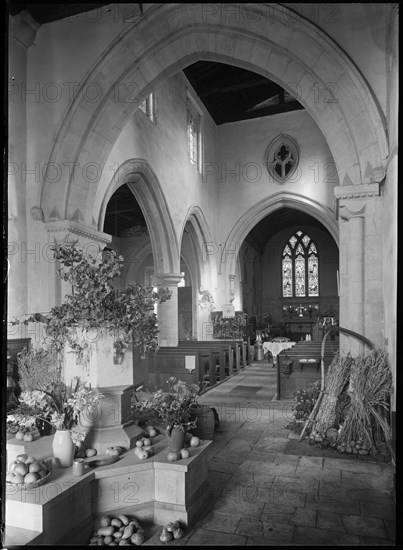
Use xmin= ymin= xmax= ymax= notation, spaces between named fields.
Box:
xmin=265 ymin=134 xmax=299 ymax=183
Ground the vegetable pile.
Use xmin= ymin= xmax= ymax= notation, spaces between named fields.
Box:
xmin=159 ymin=521 xmax=184 ymax=542
xmin=89 ymin=515 xmax=146 ymax=546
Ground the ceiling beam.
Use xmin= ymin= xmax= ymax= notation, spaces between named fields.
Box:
xmin=201 ymin=79 xmax=278 ymax=97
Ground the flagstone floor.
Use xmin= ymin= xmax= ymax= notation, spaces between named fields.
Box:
xmin=144 ymin=361 xmax=397 ymax=546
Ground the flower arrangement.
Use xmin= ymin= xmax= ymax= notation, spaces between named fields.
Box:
xmin=198 ymin=290 xmax=215 ymax=311
xmin=134 ymin=377 xmax=203 ymax=431
xmin=211 ymin=311 xmax=247 ymax=339
xmin=9 ymin=346 xmax=101 ymax=446
xmin=10 ymin=243 xmax=172 ymax=357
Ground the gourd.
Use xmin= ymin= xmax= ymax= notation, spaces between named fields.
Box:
xmin=159 ymin=529 xmax=173 ymax=543
xmin=122 ymin=525 xmax=134 ymax=539
xmin=173 ymin=528 xmax=184 ymax=539
xmin=97 ymin=526 xmax=114 ymax=537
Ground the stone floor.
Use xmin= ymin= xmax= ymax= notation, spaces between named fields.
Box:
xmin=144 ymin=362 xmax=397 ymax=546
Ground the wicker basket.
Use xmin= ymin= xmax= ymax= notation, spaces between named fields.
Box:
xmin=6 ymin=469 xmax=51 ymax=491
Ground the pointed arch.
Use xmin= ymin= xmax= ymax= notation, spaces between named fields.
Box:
xmin=222 ymin=192 xmax=338 ymax=278
xmin=39 ymin=3 xmax=388 ymax=223
xmin=99 ymin=159 xmax=180 ymax=274
xmin=180 ymin=205 xmax=215 ymax=292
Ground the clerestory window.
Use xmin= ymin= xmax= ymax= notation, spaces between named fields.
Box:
xmin=139 ymin=92 xmax=155 ymax=122
xmin=186 ymin=91 xmax=203 ymax=173
xmin=282 ymin=231 xmax=319 ymax=297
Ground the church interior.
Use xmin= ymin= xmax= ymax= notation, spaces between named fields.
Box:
xmin=6 ymin=3 xmax=397 ymax=546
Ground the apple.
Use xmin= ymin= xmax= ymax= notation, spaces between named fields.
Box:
xmin=24 ymin=432 xmax=34 ymax=442
xmin=190 ymin=436 xmax=200 ymax=447
xmin=147 ymin=427 xmax=157 ymax=438
xmin=6 ymin=472 xmax=15 ymax=482
xmin=142 ymin=438 xmax=151 ymax=447
xmin=13 ymin=474 xmax=25 ymax=484
xmin=106 ymin=447 xmax=121 ymax=457
xmin=137 ymin=449 xmax=149 ymax=460
xmin=9 ymin=460 xmax=21 ymax=471
xmin=180 ymin=448 xmax=190 ymax=459
xmin=135 ymin=440 xmax=144 ymax=448
xmin=13 ymin=462 xmax=29 ymax=476
xmin=16 ymin=454 xmax=29 ymax=463
xmin=167 ymin=451 xmax=180 ymax=462
xmin=29 ymin=462 xmax=42 ymax=473
xmin=85 ymin=448 xmax=97 ymax=457
xmin=15 ymin=431 xmax=25 ymax=440
xmin=24 ymin=472 xmax=40 ymax=484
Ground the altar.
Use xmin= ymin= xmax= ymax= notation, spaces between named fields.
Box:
xmin=262 ymin=341 xmax=296 ymax=364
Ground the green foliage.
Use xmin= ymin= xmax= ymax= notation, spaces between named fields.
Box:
xmin=285 ymin=380 xmax=321 ymax=434
xmin=10 ymin=345 xmax=101 ymax=442
xmin=133 ymin=377 xmax=204 ymax=430
xmin=12 ymin=244 xmax=172 ymax=356
xmin=212 ymin=311 xmax=247 ymax=339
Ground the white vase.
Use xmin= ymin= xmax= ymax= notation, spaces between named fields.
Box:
xmin=52 ymin=429 xmax=75 ymax=468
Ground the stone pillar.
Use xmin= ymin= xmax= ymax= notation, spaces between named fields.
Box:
xmin=152 ymin=273 xmax=183 ymax=347
xmin=44 ymin=221 xmax=143 ymax=452
xmin=335 ymin=183 xmax=381 ymax=355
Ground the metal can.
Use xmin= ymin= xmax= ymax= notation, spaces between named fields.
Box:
xmin=72 ymin=458 xmax=85 ymax=476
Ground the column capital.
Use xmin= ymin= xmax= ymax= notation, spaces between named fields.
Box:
xmin=334 ymin=182 xmax=380 ymax=200
xmin=45 ymin=220 xmax=112 ymax=247
xmin=11 ymin=11 xmax=40 ymax=49
xmin=152 ymin=273 xmax=183 ymax=287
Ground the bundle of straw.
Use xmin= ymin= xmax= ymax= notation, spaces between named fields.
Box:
xmin=338 ymin=348 xmax=392 ymax=450
xmin=311 ymin=352 xmax=353 ymax=439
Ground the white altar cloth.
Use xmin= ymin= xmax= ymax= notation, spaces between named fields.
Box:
xmin=262 ymin=341 xmax=296 ymax=364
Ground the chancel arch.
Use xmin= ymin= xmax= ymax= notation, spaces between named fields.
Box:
xmin=222 ymin=193 xmax=338 ymax=288
xmin=39 ymin=3 xmax=388 ymax=225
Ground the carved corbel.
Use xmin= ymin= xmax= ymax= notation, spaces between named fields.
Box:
xmin=339 ymin=204 xmax=365 ymax=222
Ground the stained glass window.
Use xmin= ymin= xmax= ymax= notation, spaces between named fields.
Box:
xmin=282 ymin=254 xmax=293 ymax=297
xmin=289 ymin=236 xmax=297 ymax=248
xmin=282 ymin=231 xmax=319 ymax=297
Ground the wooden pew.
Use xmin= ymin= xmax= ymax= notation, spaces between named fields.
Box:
xmin=150 ymin=340 xmax=248 ymax=389
xmin=276 ymin=340 xmax=339 ymax=399
xmin=179 ymin=340 xmax=248 ymax=378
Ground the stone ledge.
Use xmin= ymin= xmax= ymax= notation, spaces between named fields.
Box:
xmin=6 ymin=435 xmax=212 ymax=546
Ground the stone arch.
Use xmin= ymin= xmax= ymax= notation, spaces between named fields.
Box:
xmin=180 ymin=205 xmax=215 ymax=292
xmin=39 ymin=3 xmax=388 ymax=223
xmin=222 ymin=192 xmax=338 ymax=278
xmin=99 ymin=159 xmax=179 ymax=274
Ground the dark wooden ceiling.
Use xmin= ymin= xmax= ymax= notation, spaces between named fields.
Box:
xmin=183 ymin=61 xmax=304 ymax=125
xmin=103 ymin=184 xmax=147 ymax=237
